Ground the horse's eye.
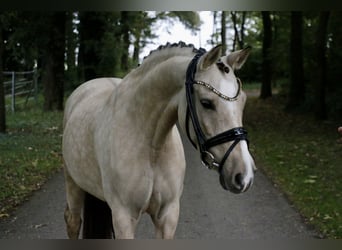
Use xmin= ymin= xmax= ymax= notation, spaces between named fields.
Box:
xmin=200 ymin=99 xmax=215 ymax=110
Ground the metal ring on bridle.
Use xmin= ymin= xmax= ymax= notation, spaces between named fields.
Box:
xmin=201 ymin=151 xmax=220 ymax=170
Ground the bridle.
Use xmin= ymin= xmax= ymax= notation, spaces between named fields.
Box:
xmin=185 ymin=49 xmax=249 ymax=173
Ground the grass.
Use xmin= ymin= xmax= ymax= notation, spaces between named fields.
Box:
xmin=244 ymin=93 xmax=342 ymax=239
xmin=0 ymin=106 xmax=63 ymax=218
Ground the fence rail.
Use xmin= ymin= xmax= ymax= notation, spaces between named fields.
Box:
xmin=3 ymin=69 xmax=38 ymax=112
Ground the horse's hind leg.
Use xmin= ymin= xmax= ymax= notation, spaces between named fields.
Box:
xmin=64 ymin=168 xmax=85 ymax=239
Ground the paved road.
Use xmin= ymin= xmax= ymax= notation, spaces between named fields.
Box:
xmin=0 ymin=135 xmax=319 ymax=239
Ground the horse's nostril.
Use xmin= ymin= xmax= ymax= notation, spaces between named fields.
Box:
xmin=234 ymin=173 xmax=244 ymax=189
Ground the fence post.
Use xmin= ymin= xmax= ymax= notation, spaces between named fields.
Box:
xmin=11 ymin=71 xmax=15 ymax=112
xmin=34 ymin=68 xmax=38 ymax=103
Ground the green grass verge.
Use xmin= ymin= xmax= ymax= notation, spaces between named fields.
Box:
xmin=244 ymin=96 xmax=342 ymax=239
xmin=0 ymin=108 xmax=63 ymax=218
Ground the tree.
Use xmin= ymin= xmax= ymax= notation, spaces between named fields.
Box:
xmin=63 ymin=11 xmax=202 ymax=92
xmin=65 ymin=12 xmax=78 ymax=90
xmin=220 ymin=11 xmax=227 ymax=54
xmin=166 ymin=11 xmax=201 ymax=31
xmin=231 ymin=11 xmax=247 ymax=50
xmin=131 ymin=12 xmax=154 ymax=65
xmin=326 ymin=12 xmax=342 ymax=118
xmin=0 ymin=15 xmax=5 ymax=133
xmin=40 ymin=12 xmax=66 ymax=111
xmin=78 ymin=12 xmax=122 ymax=81
xmin=0 ymin=12 xmax=15 ymax=133
xmin=78 ymin=12 xmax=107 ymax=81
xmin=120 ymin=11 xmax=130 ymax=72
xmin=286 ymin=11 xmax=305 ymax=110
xmin=260 ymin=11 xmax=273 ymax=99
xmin=313 ymin=11 xmax=330 ymax=120
xmin=1 ymin=12 xmax=66 ymax=111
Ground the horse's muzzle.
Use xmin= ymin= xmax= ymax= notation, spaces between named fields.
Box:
xmin=219 ymin=173 xmax=253 ymax=194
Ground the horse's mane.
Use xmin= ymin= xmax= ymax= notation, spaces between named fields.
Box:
xmin=129 ymin=41 xmax=206 ymax=77
xmin=142 ymin=41 xmax=204 ymax=62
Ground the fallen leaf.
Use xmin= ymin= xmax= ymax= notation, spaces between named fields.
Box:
xmin=304 ymin=179 xmax=316 ymax=184
xmin=323 ymin=214 xmax=333 ymax=220
xmin=33 ymin=223 xmax=47 ymax=229
xmin=32 ymin=159 xmax=38 ymax=168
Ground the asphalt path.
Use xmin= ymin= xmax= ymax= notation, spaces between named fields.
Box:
xmin=0 ymin=134 xmax=319 ymax=239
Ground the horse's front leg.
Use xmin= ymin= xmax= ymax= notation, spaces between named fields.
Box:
xmin=110 ymin=208 xmax=139 ymax=239
xmin=151 ymin=200 xmax=180 ymax=239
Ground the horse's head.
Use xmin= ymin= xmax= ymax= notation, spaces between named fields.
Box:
xmin=179 ymin=45 xmax=256 ymax=194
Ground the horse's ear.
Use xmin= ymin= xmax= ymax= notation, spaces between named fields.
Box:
xmin=198 ymin=44 xmax=222 ymax=70
xmin=226 ymin=46 xmax=252 ymax=70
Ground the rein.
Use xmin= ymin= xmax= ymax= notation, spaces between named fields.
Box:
xmin=185 ymin=50 xmax=249 ymax=173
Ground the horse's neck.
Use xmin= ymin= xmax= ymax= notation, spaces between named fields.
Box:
xmin=119 ymin=56 xmax=190 ymax=150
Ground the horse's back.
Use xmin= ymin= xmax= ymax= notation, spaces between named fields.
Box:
xmin=64 ymin=77 xmax=121 ymax=126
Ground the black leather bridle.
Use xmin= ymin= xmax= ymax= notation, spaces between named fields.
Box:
xmin=185 ymin=49 xmax=249 ymax=174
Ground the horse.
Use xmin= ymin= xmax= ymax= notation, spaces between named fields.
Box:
xmin=62 ymin=42 xmax=256 ymax=239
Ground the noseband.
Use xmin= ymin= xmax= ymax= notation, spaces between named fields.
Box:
xmin=185 ymin=49 xmax=249 ymax=173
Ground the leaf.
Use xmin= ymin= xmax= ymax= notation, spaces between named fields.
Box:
xmin=323 ymin=214 xmax=333 ymax=220
xmin=304 ymin=179 xmax=316 ymax=184
xmin=33 ymin=223 xmax=47 ymax=229
xmin=32 ymin=159 xmax=38 ymax=168
xmin=0 ymin=213 xmax=9 ymax=218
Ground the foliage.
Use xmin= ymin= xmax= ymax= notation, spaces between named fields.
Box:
xmin=244 ymin=93 xmax=342 ymax=239
xmin=267 ymin=12 xmax=342 ymax=119
xmin=164 ymin=11 xmax=201 ymax=32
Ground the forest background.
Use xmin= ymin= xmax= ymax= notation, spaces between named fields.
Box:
xmin=0 ymin=11 xmax=341 ymax=129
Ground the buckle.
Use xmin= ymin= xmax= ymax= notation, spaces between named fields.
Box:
xmin=201 ymin=151 xmax=220 ymax=170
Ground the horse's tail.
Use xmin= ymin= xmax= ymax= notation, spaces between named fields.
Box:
xmin=82 ymin=192 xmax=114 ymax=239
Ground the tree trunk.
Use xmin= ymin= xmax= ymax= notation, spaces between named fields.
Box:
xmin=260 ymin=11 xmax=273 ymax=99
xmin=78 ymin=12 xmax=106 ymax=81
xmin=314 ymin=11 xmax=330 ymax=120
xmin=120 ymin=11 xmax=130 ymax=72
xmin=42 ymin=12 xmax=66 ymax=111
xmin=220 ymin=11 xmax=227 ymax=54
xmin=239 ymin=12 xmax=246 ymax=49
xmin=231 ymin=12 xmax=238 ymax=51
xmin=65 ymin=11 xmax=77 ymax=89
xmin=133 ymin=32 xmax=141 ymax=66
xmin=286 ymin=11 xmax=305 ymax=110
xmin=42 ymin=53 xmax=54 ymax=111
xmin=0 ymin=25 xmax=6 ymax=133
xmin=231 ymin=11 xmax=246 ymax=51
